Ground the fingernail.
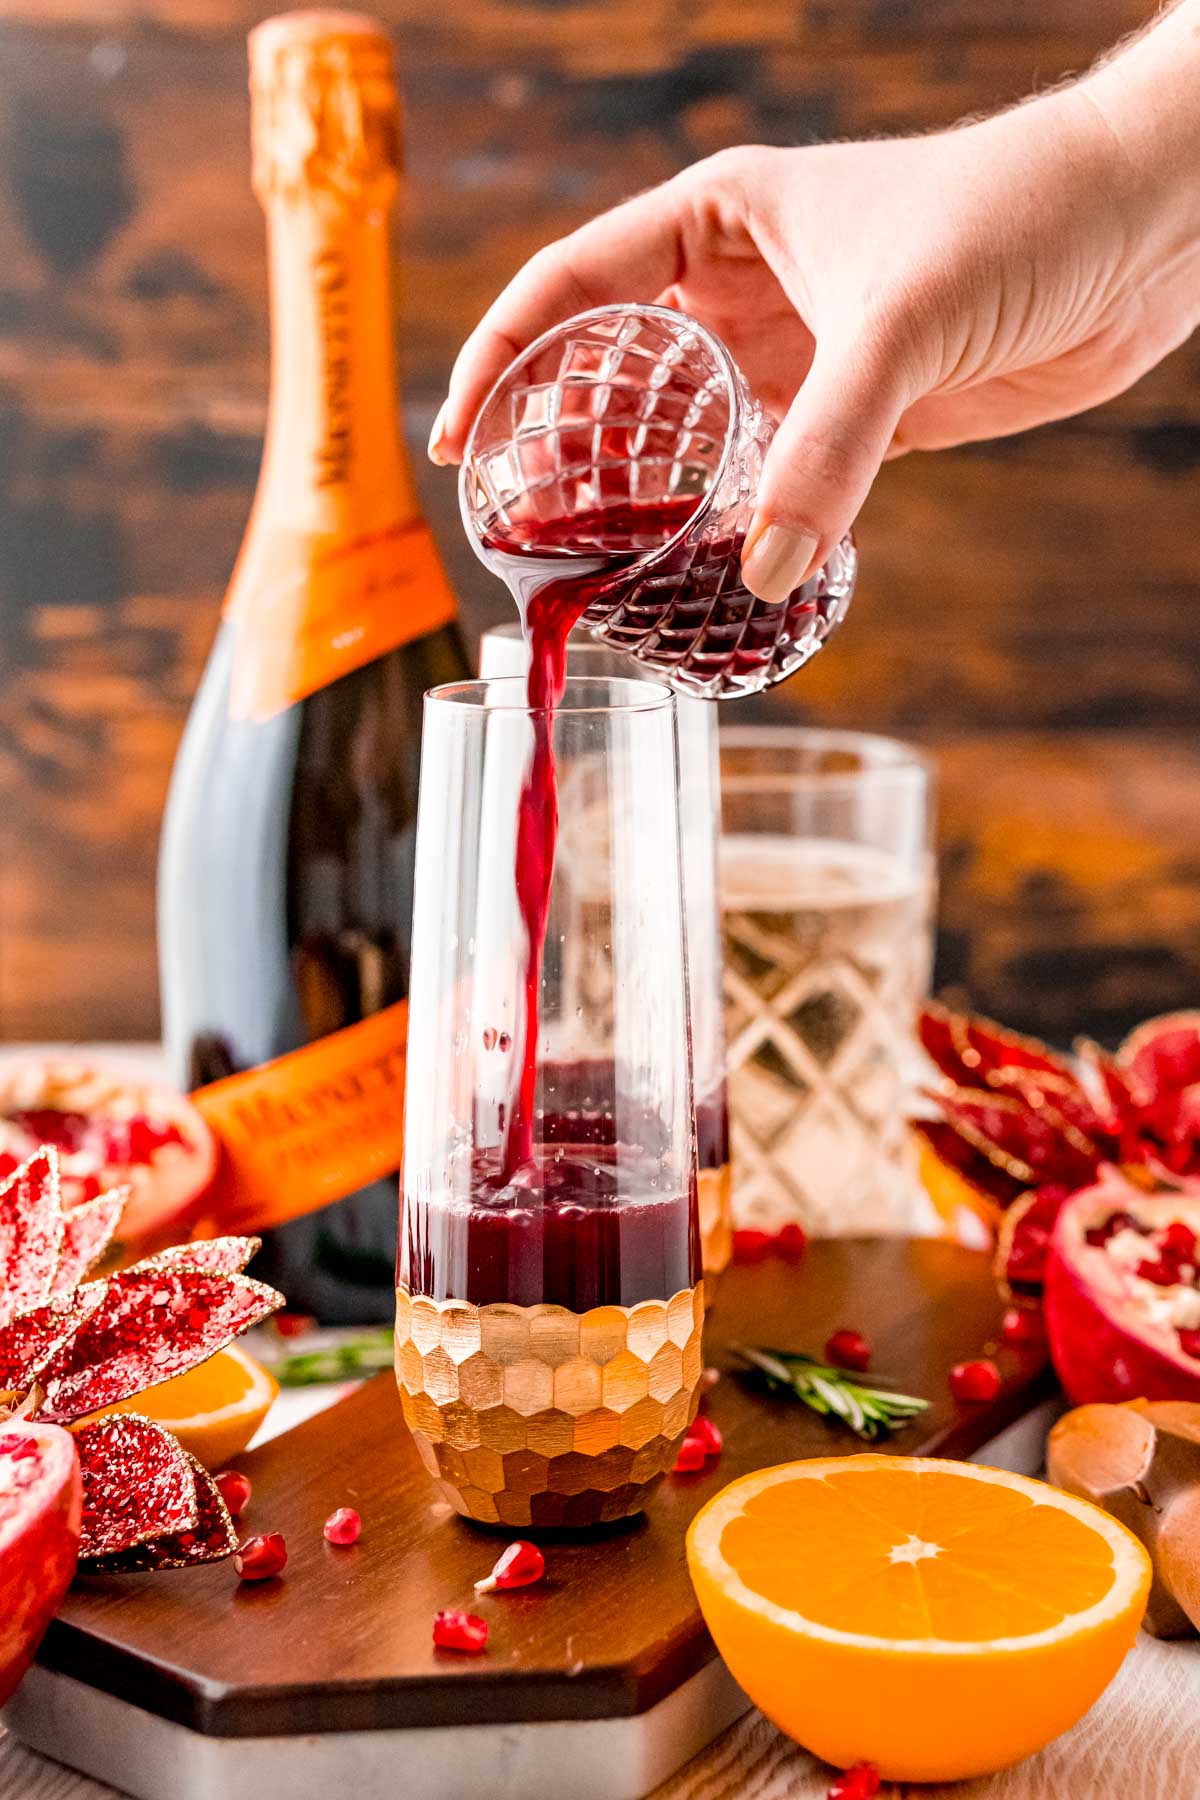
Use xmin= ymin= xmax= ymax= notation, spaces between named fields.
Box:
xmin=741 ymin=519 xmax=820 ymax=605
xmin=427 ymin=400 xmax=449 ymax=465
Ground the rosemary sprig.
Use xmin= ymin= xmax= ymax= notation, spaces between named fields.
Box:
xmin=734 ymin=1345 xmax=930 ymax=1442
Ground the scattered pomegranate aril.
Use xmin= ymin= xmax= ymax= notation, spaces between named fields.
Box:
xmin=1179 ymin=1329 xmax=1200 ymax=1361
xmin=433 ymin=1608 xmax=488 ymax=1652
xmin=685 ymin=1415 xmax=723 ymax=1458
xmin=949 ymin=1359 xmax=1002 ymax=1404
xmin=777 ymin=1222 xmax=808 ymax=1261
xmin=234 ymin=1531 xmax=287 ymax=1581
xmin=474 ymin=1538 xmax=544 ymax=1593
xmin=273 ymin=1311 xmax=316 ymax=1340
xmin=323 ymin=1507 xmax=361 ymax=1547
xmin=214 ymin=1469 xmax=251 ymax=1518
xmin=672 ymin=1434 xmax=708 ymax=1474
xmin=825 ymin=1329 xmax=872 ymax=1372
xmin=1001 ymin=1307 xmax=1045 ymax=1347
xmin=828 ymin=1762 xmax=880 ymax=1800
xmin=732 ymin=1229 xmax=771 ymax=1264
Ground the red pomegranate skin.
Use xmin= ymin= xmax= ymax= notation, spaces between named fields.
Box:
xmin=0 ymin=1421 xmax=81 ymax=1705
xmin=1044 ymin=1181 xmax=1200 ymax=1407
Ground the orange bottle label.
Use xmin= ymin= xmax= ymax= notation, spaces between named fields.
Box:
xmin=225 ymin=516 xmax=456 ymax=722
xmin=190 ymin=1001 xmax=408 ymax=1235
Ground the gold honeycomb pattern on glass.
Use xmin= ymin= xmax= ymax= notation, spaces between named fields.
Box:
xmin=394 ymin=1284 xmax=704 ymax=1528
xmin=699 ymin=1164 xmax=733 ymax=1296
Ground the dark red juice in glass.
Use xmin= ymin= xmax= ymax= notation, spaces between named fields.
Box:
xmin=400 ymin=1061 xmax=700 ymax=1309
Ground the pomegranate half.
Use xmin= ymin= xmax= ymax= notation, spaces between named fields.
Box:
xmin=0 ymin=1420 xmax=81 ymax=1705
xmin=1044 ymin=1178 xmax=1200 ymax=1406
xmin=0 ymin=1057 xmax=216 ymax=1250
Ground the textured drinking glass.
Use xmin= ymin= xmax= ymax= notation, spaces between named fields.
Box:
xmin=459 ymin=304 xmax=856 ymax=698
xmin=480 ymin=623 xmax=732 ymax=1285
xmin=397 ymin=676 xmax=703 ymax=1529
xmin=719 ymin=728 xmax=936 ymax=1237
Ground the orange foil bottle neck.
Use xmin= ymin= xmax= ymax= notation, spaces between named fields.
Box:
xmin=244 ymin=11 xmax=412 ymax=535
xmin=222 ymin=11 xmax=457 ymax=723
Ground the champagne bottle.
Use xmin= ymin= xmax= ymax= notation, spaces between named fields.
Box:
xmin=158 ymin=10 xmax=467 ymax=1321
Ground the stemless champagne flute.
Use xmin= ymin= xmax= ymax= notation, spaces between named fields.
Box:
xmin=719 ymin=727 xmax=936 ymax=1237
xmin=480 ymin=622 xmax=732 ymax=1287
xmin=397 ymin=676 xmax=703 ymax=1530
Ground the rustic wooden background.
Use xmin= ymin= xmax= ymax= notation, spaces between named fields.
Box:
xmin=0 ymin=0 xmax=1197 ymax=1048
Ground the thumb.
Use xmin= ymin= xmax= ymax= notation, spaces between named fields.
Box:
xmin=741 ymin=338 xmax=906 ymax=602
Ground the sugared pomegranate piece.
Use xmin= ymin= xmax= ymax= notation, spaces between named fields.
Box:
xmin=825 ymin=1329 xmax=872 ymax=1372
xmin=0 ymin=1421 xmax=81 ymax=1705
xmin=949 ymin=1359 xmax=1002 ymax=1404
xmin=474 ymin=1539 xmax=544 ymax=1593
xmin=433 ymin=1608 xmax=488 ymax=1652
xmin=215 ymin=1469 xmax=252 ymax=1518
xmin=234 ymin=1531 xmax=287 ymax=1581
xmin=323 ymin=1507 xmax=361 ymax=1547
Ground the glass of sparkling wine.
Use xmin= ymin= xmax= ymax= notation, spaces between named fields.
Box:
xmin=480 ymin=622 xmax=732 ymax=1288
xmin=398 ymin=676 xmax=703 ymax=1530
xmin=719 ymin=727 xmax=935 ymax=1237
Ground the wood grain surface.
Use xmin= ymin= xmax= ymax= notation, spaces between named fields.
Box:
xmin=1 ymin=0 xmax=1198 ymax=1044
xmin=35 ymin=1238 xmax=1051 ymax=1736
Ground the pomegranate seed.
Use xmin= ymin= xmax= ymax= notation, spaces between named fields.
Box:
xmin=1087 ymin=1210 xmax=1146 ymax=1247
xmin=825 ymin=1329 xmax=872 ymax=1372
xmin=1000 ymin=1307 xmax=1045 ymax=1347
xmin=733 ymin=1228 xmax=771 ymax=1264
xmin=828 ymin=1763 xmax=880 ymax=1800
xmin=433 ymin=1608 xmax=488 ymax=1653
xmin=777 ymin=1221 xmax=808 ymax=1261
xmin=474 ymin=1539 xmax=545 ymax=1593
xmin=1136 ymin=1256 xmax=1178 ymax=1287
xmin=234 ymin=1532 xmax=287 ymax=1581
xmin=685 ymin=1415 xmax=723 ymax=1458
xmin=949 ymin=1359 xmax=1001 ymax=1404
xmin=323 ymin=1507 xmax=361 ymax=1547
xmin=214 ymin=1469 xmax=252 ymax=1518
xmin=672 ymin=1434 xmax=708 ymax=1474
xmin=1179 ymin=1328 xmax=1200 ymax=1361
xmin=273 ymin=1311 xmax=316 ymax=1340
xmin=1160 ymin=1220 xmax=1198 ymax=1261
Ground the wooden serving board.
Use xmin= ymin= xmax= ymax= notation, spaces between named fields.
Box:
xmin=6 ymin=1239 xmax=1060 ymax=1800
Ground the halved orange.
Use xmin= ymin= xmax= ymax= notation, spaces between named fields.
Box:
xmin=687 ymin=1456 xmax=1150 ymax=1783
xmin=91 ymin=1343 xmax=278 ymax=1470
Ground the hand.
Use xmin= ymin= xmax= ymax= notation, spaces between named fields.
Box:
xmin=430 ymin=17 xmax=1200 ymax=603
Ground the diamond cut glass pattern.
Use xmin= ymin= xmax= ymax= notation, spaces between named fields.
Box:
xmin=461 ymin=306 xmax=856 ymax=698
